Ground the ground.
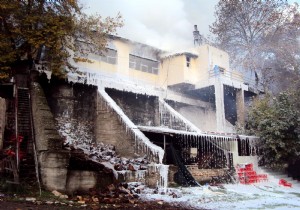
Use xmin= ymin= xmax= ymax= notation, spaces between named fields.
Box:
xmin=0 ymin=198 xmax=196 ymax=210
xmin=1 ymin=175 xmax=300 ymax=210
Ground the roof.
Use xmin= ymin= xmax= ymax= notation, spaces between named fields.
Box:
xmin=160 ymin=50 xmax=199 ymax=59
xmin=138 ymin=126 xmax=258 ymax=141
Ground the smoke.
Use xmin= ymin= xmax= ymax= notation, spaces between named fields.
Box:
xmin=81 ymin=0 xmax=218 ymax=51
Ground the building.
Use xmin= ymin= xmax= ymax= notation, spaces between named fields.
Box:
xmin=0 ymin=32 xmax=261 ymax=192
xmin=71 ymin=35 xmax=257 ymax=133
xmin=65 ymin=34 xmax=260 ymax=185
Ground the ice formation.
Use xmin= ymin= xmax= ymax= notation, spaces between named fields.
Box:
xmin=98 ymin=89 xmax=164 ymax=164
xmin=155 ymin=164 xmax=169 ymax=192
xmin=159 ymin=99 xmax=202 ymax=133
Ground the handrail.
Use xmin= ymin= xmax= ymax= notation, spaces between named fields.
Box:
xmin=159 ymin=99 xmax=202 ymax=133
xmin=28 ymin=87 xmax=42 ymax=195
xmin=15 ymin=86 xmax=19 ymax=174
xmin=208 ymin=69 xmax=258 ymax=87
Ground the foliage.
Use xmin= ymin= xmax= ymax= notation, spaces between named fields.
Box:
xmin=246 ymin=91 xmax=300 ymax=168
xmin=0 ymin=0 xmax=123 ymax=81
xmin=210 ymin=0 xmax=300 ymax=92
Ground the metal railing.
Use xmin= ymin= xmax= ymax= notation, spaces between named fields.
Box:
xmin=208 ymin=70 xmax=258 ymax=88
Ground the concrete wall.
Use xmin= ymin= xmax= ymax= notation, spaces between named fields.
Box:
xmin=47 ymin=82 xmax=97 ymax=121
xmin=31 ymin=82 xmax=63 ymax=151
xmin=66 ymin=170 xmax=98 ymax=194
xmin=166 ymin=100 xmax=217 ymax=132
xmin=159 ymin=54 xmax=201 ymax=87
xmin=31 ymin=80 xmax=114 ymax=193
xmin=159 ymin=56 xmax=185 ymax=87
xmin=74 ymin=38 xmax=160 ymax=87
xmin=0 ymin=97 xmax=6 ymax=149
xmin=39 ymin=151 xmax=70 ymax=192
xmin=105 ymin=88 xmax=160 ymax=126
xmin=95 ymin=91 xmax=136 ymax=158
xmin=196 ymin=44 xmax=230 ymax=81
xmin=31 ymin=82 xmax=69 ymax=192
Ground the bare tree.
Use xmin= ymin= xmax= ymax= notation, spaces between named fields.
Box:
xmin=210 ymin=0 xmax=300 ymax=93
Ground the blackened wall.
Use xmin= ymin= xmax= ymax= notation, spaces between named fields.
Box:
xmin=47 ymin=82 xmax=97 ymax=121
xmin=40 ymin=76 xmax=97 ymax=141
xmin=105 ymin=88 xmax=160 ymax=126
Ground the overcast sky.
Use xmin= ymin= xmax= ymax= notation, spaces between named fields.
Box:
xmin=81 ymin=0 xmax=300 ymax=51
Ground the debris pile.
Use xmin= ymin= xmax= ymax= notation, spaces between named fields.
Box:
xmin=56 ymin=117 xmax=150 ymax=178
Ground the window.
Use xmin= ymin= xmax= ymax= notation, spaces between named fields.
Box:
xmin=190 ymin=148 xmax=197 ymax=158
xmin=186 ymin=56 xmax=191 ymax=67
xmin=129 ymin=54 xmax=159 ymax=75
xmin=99 ymin=48 xmax=117 ymax=64
xmin=219 ymin=67 xmax=225 ymax=74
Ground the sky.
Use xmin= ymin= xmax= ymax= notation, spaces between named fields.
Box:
xmin=81 ymin=0 xmax=300 ymax=51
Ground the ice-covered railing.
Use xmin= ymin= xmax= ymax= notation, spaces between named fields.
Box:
xmin=159 ymin=99 xmax=233 ymax=157
xmin=98 ymin=89 xmax=164 ymax=164
xmin=159 ymin=99 xmax=202 ymax=132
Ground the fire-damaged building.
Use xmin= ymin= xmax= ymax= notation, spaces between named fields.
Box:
xmin=0 ymin=26 xmax=263 ymax=192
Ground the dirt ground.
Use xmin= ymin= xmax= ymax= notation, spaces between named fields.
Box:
xmin=0 ymin=182 xmax=199 ymax=210
xmin=0 ymin=199 xmax=196 ymax=210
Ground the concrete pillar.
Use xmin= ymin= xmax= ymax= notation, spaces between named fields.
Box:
xmin=236 ymin=89 xmax=245 ymax=127
xmin=39 ymin=151 xmax=70 ymax=192
xmin=214 ymin=81 xmax=225 ymax=132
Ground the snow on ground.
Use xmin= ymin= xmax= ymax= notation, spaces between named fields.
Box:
xmin=141 ymin=181 xmax=300 ymax=210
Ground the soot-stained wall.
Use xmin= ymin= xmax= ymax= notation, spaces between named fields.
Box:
xmin=47 ymin=82 xmax=97 ymax=121
xmin=166 ymin=100 xmax=217 ymax=132
xmin=105 ymin=88 xmax=160 ymax=126
xmin=40 ymin=76 xmax=98 ymax=141
xmin=224 ymin=85 xmax=237 ymax=125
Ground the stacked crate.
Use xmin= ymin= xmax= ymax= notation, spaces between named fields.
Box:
xmin=237 ymin=163 xmax=268 ymax=184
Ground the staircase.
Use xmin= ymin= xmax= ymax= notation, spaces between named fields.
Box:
xmin=16 ymin=87 xmax=36 ymax=183
xmin=17 ymin=88 xmax=33 ymax=154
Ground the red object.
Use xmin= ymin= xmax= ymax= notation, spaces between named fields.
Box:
xmin=6 ymin=149 xmax=16 ymax=156
xmin=279 ymin=179 xmax=292 ymax=187
xmin=236 ymin=163 xmax=268 ymax=184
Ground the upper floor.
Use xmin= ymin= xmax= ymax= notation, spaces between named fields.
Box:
xmin=71 ymin=35 xmax=256 ymax=93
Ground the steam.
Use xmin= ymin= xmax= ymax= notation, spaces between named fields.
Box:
xmin=81 ymin=0 xmax=218 ymax=51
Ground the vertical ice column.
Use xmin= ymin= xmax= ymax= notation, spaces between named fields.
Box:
xmin=236 ymin=89 xmax=245 ymax=126
xmin=156 ymin=164 xmax=169 ymax=192
xmin=215 ymin=81 xmax=226 ymax=132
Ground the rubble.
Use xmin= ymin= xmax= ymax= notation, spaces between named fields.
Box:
xmin=56 ymin=116 xmax=150 ymax=180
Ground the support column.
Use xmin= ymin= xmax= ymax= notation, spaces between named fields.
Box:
xmin=215 ymin=81 xmax=225 ymax=132
xmin=236 ymin=89 xmax=245 ymax=127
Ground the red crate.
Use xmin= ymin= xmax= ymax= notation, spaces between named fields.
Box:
xmin=245 ymin=164 xmax=253 ymax=170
